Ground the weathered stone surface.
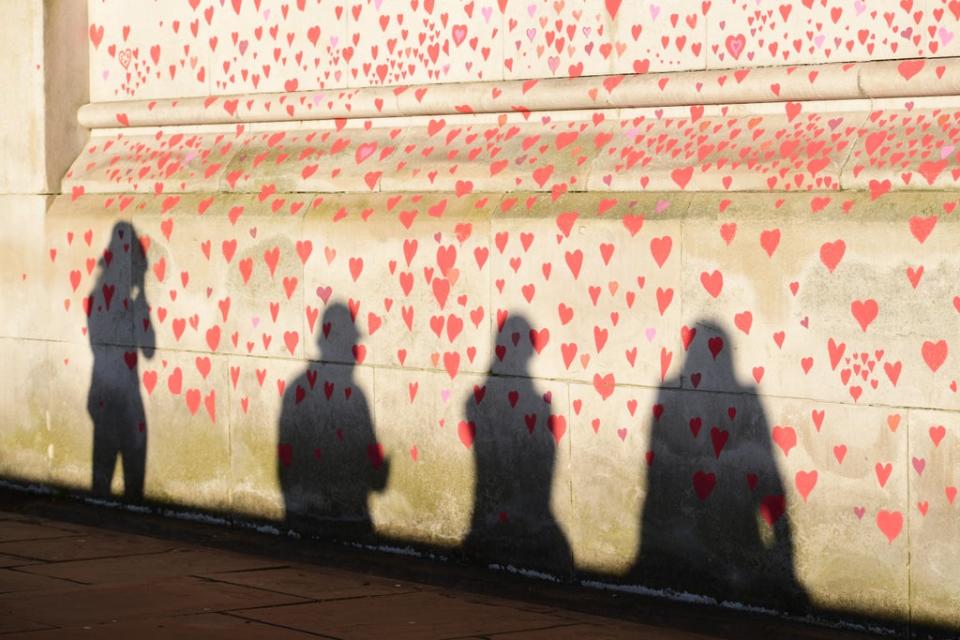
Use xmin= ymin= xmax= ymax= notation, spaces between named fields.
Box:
xmin=84 ymin=0 xmax=960 ymax=102
xmin=0 ymin=339 xmax=52 ymax=485
xmin=0 ymin=196 xmax=48 ymax=341
xmin=0 ymin=1 xmax=86 ymax=193
xmin=907 ymin=408 xmax=960 ymax=631
xmin=3 ymin=188 xmax=958 ymax=628
xmin=8 ymin=0 xmax=960 ymax=632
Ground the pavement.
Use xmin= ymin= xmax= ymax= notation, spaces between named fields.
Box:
xmin=0 ymin=489 xmax=885 ymax=639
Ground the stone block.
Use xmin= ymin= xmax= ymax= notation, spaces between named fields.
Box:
xmin=369 ymin=367 xmax=467 ymax=547
xmin=907 ymin=408 xmax=960 ymax=631
xmin=489 ymin=192 xmax=688 ymax=387
xmin=0 ymin=338 xmax=52 ymax=485
xmin=770 ymin=397 xmax=909 ymax=620
xmin=684 ymin=192 xmax=960 ymax=411
xmin=349 ymin=0 xmax=503 ymax=87
xmin=42 ymin=196 xmax=136 ymax=348
xmin=300 ymin=193 xmax=491 ymax=377
xmin=227 ymin=354 xmax=301 ymax=523
xmin=566 ymin=380 xmax=651 ymax=576
xmin=569 ymin=376 xmax=908 ymax=616
xmin=46 ymin=340 xmax=99 ymax=491
xmin=88 ymin=0 xmax=207 ymax=102
xmin=0 ymin=196 xmax=49 ymax=341
xmin=139 ymin=348 xmax=231 ymax=511
xmin=62 ymin=129 xmax=235 ymax=194
xmin=133 ymin=193 xmax=306 ymax=361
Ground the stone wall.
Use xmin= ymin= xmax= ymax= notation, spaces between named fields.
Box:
xmin=2 ymin=1 xmax=960 ymax=634
xmin=88 ymin=0 xmax=960 ymax=100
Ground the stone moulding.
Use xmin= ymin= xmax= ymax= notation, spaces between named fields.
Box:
xmin=64 ymin=95 xmax=960 ymax=196
xmin=77 ymin=57 xmax=960 ymax=129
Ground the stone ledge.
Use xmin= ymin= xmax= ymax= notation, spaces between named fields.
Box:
xmin=77 ymin=58 xmax=960 ymax=129
xmin=65 ymin=97 xmax=960 ymax=195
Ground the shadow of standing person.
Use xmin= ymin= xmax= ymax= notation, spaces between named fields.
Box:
xmin=87 ymin=221 xmax=155 ymax=501
xmin=463 ymin=314 xmax=573 ymax=578
xmin=277 ymin=302 xmax=389 ymax=539
xmin=631 ymin=321 xmax=808 ymax=611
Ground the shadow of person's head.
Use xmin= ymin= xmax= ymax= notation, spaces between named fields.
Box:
xmin=498 ymin=314 xmax=537 ymax=374
xmin=89 ymin=222 xmax=153 ymax=347
xmin=98 ymin=221 xmax=147 ymax=289
xmin=680 ymin=320 xmax=743 ymax=394
xmin=317 ymin=302 xmax=360 ymax=363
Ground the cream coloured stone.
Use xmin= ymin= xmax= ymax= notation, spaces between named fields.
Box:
xmin=683 ymin=192 xmax=960 ymax=412
xmin=40 ymin=196 xmax=135 ymax=347
xmin=63 ymin=128 xmax=236 ymax=194
xmin=133 ymin=194 xmax=306 ymax=361
xmin=300 ymin=192 xmax=492 ymax=376
xmin=87 ymin=0 xmax=210 ymax=102
xmin=0 ymin=196 xmax=49 ymax=340
xmin=347 ymin=0 xmax=504 ymax=88
xmin=0 ymin=1 xmax=87 ymax=194
xmin=226 ymin=354 xmax=301 ymax=523
xmin=45 ymin=340 xmax=98 ymax=491
xmin=75 ymin=59 xmax=960 ymax=132
xmin=907 ymin=408 xmax=960 ymax=630
xmin=368 ymin=367 xmax=471 ymax=548
xmin=565 ymin=380 xmax=651 ymax=576
xmin=0 ymin=338 xmax=53 ymax=485
xmin=140 ymin=348 xmax=232 ymax=511
xmin=766 ymin=396 xmax=909 ymax=619
xmin=704 ymin=1 xmax=960 ymax=70
xmin=488 ymin=192 xmax=688 ymax=388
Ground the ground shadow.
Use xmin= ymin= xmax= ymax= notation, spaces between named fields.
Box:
xmin=630 ymin=321 xmax=808 ymax=611
xmin=277 ymin=302 xmax=389 ymax=538
xmin=462 ymin=314 xmax=573 ymax=577
xmin=87 ymin=221 xmax=154 ymax=501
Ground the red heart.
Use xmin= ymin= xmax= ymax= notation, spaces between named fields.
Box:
xmin=794 ymin=470 xmax=818 ymax=502
xmin=457 ymin=420 xmax=476 ymax=449
xmin=876 ymin=510 xmax=903 ymax=543
xmin=692 ymin=471 xmax=716 ymax=501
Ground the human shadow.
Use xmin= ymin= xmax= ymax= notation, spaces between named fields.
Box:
xmin=277 ymin=302 xmax=389 ymax=538
xmin=631 ymin=321 xmax=808 ymax=611
xmin=87 ymin=221 xmax=155 ymax=501
xmin=462 ymin=314 xmax=573 ymax=577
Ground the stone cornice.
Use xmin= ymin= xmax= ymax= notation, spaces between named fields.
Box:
xmin=78 ymin=58 xmax=960 ymax=129
xmin=65 ymin=94 xmax=960 ymax=195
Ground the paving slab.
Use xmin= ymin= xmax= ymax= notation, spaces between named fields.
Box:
xmin=0 ymin=520 xmax=80 ymax=542
xmin=0 ymin=613 xmax=53 ymax=635
xmin=18 ymin=546 xmax=282 ymax=585
xmin=198 ymin=564 xmax=420 ymax=601
xmin=0 ymin=532 xmax=175 ymax=562
xmin=0 ymin=552 xmax=36 ymax=568
xmin=0 ymin=568 xmax=82 ymax=595
xmin=232 ymin=590 xmax=580 ymax=639
xmin=0 ymin=575 xmax=308 ymax=627
xmin=0 ymin=494 xmax=893 ymax=640
xmin=481 ymin=623 xmax=716 ymax=639
xmin=0 ymin=612 xmax=314 ymax=639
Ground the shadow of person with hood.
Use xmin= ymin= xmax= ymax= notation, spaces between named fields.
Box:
xmin=463 ymin=314 xmax=573 ymax=578
xmin=87 ymin=221 xmax=155 ymax=501
xmin=277 ymin=302 xmax=389 ymax=539
xmin=632 ymin=320 xmax=808 ymax=612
